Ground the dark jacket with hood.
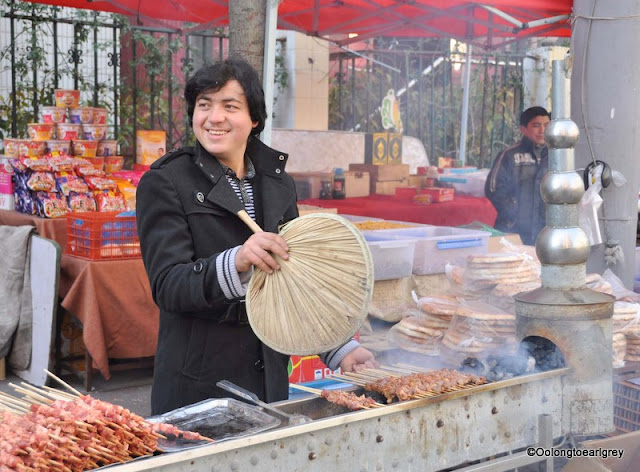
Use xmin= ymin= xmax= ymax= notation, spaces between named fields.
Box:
xmin=485 ymin=136 xmax=547 ymax=245
xmin=136 ymin=138 xmax=299 ymax=415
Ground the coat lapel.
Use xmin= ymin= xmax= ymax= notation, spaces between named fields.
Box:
xmin=258 ymin=173 xmax=296 ymax=233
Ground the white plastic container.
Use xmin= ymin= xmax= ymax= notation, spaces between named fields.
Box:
xmin=364 ymin=226 xmax=491 ymax=275
xmin=364 ymin=233 xmax=416 ymax=280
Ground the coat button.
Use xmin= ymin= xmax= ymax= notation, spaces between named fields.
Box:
xmin=275 ymin=169 xmax=281 ymax=174
xmin=193 ymin=261 xmax=204 ymax=274
xmin=278 ymin=155 xmax=285 ymax=161
xmin=254 ymin=359 xmax=264 ymax=372
xmin=196 ymin=192 xmax=205 ymax=203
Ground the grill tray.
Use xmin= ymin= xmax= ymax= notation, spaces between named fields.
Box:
xmin=146 ymin=398 xmax=281 ymax=452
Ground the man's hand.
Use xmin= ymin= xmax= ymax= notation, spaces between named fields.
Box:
xmin=236 ymin=232 xmax=289 ymax=274
xmin=339 ymin=346 xmax=379 ymax=373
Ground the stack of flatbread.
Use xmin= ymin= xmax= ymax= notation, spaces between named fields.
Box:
xmin=624 ymin=329 xmax=640 ymax=362
xmin=613 ymin=332 xmax=627 ymax=368
xmin=613 ymin=302 xmax=640 ymax=333
xmin=388 ymin=315 xmax=441 ymax=355
xmin=464 ymin=253 xmax=540 ymax=288
xmin=416 ymin=294 xmax=470 ymax=329
xmin=488 ymin=281 xmax=541 ymax=313
xmin=440 ymin=300 xmax=516 ymax=362
xmin=586 ymin=273 xmax=613 ymax=295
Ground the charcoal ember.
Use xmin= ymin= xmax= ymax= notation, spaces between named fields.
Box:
xmin=519 ymin=336 xmax=566 ymax=371
xmin=460 ymin=357 xmax=485 ymax=376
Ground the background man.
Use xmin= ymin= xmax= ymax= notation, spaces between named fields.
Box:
xmin=485 ymin=106 xmax=551 ymax=245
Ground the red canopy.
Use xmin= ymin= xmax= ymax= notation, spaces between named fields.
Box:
xmin=23 ymin=0 xmax=572 ymax=44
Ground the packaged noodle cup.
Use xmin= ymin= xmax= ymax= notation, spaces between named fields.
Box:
xmin=54 ymin=89 xmax=80 ymax=108
xmin=27 ymin=123 xmax=56 ymax=141
xmin=21 ymin=140 xmax=47 ymax=157
xmin=3 ymin=138 xmax=22 ymax=157
xmin=57 ymin=123 xmax=82 ymax=141
xmin=136 ymin=130 xmax=166 ymax=165
xmin=46 ymin=140 xmax=72 ymax=155
xmin=92 ymin=107 xmax=108 ymax=124
xmin=72 ymin=139 xmax=98 ymax=158
xmin=83 ymin=156 xmax=104 ymax=171
xmin=41 ymin=106 xmax=67 ymax=124
xmin=104 ymin=155 xmax=124 ymax=173
xmin=96 ymin=140 xmax=118 ymax=157
xmin=69 ymin=106 xmax=94 ymax=125
xmin=83 ymin=124 xmax=108 ymax=141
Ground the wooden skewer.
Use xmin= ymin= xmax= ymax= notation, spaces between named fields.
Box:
xmin=9 ymin=383 xmax=52 ymax=405
xmin=0 ymin=391 xmax=31 ymax=407
xmin=289 ymin=383 xmax=323 ymax=395
xmin=327 ymin=374 xmax=367 ymax=386
xmin=45 ymin=369 xmax=83 ymax=397
xmin=42 ymin=385 xmax=77 ymax=401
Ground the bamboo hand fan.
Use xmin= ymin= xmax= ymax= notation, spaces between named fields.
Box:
xmin=238 ymin=210 xmax=374 ymax=356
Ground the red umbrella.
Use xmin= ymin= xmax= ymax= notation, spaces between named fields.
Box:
xmin=23 ymin=0 xmax=572 ymax=44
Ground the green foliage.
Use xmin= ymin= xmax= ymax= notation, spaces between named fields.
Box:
xmin=327 ymin=38 xmax=525 ymax=167
xmin=1 ymin=2 xmax=289 ymax=160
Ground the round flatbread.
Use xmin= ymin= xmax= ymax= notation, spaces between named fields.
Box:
xmin=467 ymin=252 xmax=529 ymax=265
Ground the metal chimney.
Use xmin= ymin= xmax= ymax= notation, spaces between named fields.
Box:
xmin=514 ymin=59 xmax=614 ymax=435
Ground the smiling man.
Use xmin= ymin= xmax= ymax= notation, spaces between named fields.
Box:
xmin=136 ymin=57 xmax=377 ymax=415
xmin=485 ymin=106 xmax=552 ymax=246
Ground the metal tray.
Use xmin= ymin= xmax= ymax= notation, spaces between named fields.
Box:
xmin=146 ymin=398 xmax=281 ymax=452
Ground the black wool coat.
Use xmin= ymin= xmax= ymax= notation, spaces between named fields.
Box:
xmin=136 ymin=138 xmax=299 ymax=415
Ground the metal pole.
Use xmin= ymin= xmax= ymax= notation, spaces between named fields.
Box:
xmin=459 ymin=43 xmax=472 ymax=165
xmin=261 ymin=0 xmax=279 ymax=146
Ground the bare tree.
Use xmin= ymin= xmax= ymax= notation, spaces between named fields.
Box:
xmin=229 ymin=0 xmax=265 ymax=81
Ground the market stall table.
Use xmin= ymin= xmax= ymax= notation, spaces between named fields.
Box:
xmin=0 ymin=208 xmax=67 ymax=249
xmin=58 ymin=255 xmax=159 ymax=389
xmin=299 ymin=194 xmax=497 ymax=227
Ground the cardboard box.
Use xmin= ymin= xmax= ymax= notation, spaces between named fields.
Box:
xmin=349 ymin=164 xmax=411 ymax=193
xmin=364 ymin=132 xmax=389 ymax=165
xmin=288 ymin=355 xmax=341 ymax=384
xmin=420 ymin=187 xmax=454 ymax=202
xmin=344 ymin=171 xmax=370 ymax=198
xmin=561 ymin=430 xmax=640 ymax=472
xmin=387 ymin=132 xmax=403 ymax=164
xmin=290 ymin=172 xmax=333 ymax=200
xmin=136 ymin=130 xmax=167 ymax=166
xmin=409 ymin=175 xmax=430 ymax=190
xmin=374 ymin=178 xmax=409 ymax=195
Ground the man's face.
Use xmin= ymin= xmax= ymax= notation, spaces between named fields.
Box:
xmin=520 ymin=115 xmax=550 ymax=146
xmin=192 ymin=79 xmax=258 ymax=164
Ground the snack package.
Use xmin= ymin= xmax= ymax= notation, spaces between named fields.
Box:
xmin=27 ymin=172 xmax=56 ymax=192
xmin=114 ymin=179 xmax=137 ymax=212
xmin=35 ymin=191 xmax=67 ymax=218
xmin=56 ymin=172 xmax=89 ymax=196
xmin=68 ymin=192 xmax=96 ymax=213
xmin=95 ymin=191 xmax=126 ymax=212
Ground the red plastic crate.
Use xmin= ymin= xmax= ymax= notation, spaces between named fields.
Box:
xmin=66 ymin=211 xmax=141 ymax=260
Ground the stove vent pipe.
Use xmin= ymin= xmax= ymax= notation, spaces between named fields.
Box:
xmin=515 ymin=59 xmax=613 ymax=436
